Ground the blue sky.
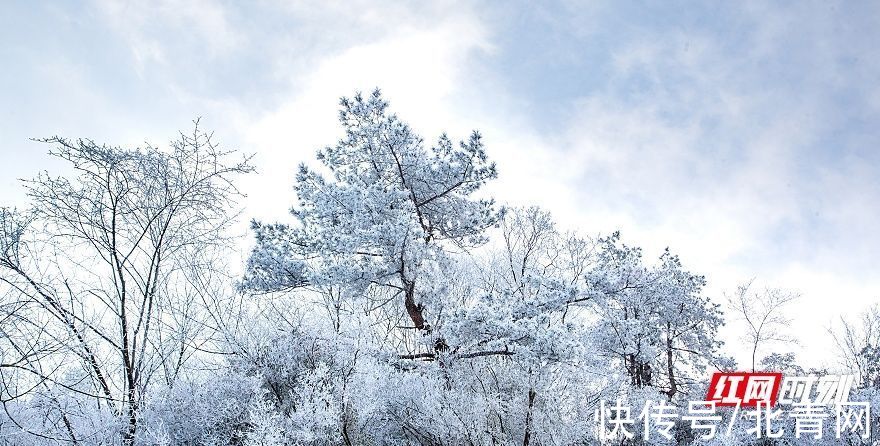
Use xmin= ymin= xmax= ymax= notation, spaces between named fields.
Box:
xmin=2 ymin=1 xmax=879 ymax=368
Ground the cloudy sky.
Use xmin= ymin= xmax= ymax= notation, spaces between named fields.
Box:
xmin=2 ymin=1 xmax=879 ymax=368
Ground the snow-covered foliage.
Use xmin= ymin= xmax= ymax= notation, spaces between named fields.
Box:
xmin=233 ymin=91 xmax=734 ymax=445
xmin=0 ymin=91 xmax=873 ymax=445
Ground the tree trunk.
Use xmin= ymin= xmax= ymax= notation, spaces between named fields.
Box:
xmin=523 ymin=388 xmax=536 ymax=446
xmin=665 ymin=323 xmax=678 ymax=399
xmin=403 ymin=279 xmax=426 ymax=330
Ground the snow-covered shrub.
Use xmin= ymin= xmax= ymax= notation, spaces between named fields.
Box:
xmin=139 ymin=373 xmax=258 ymax=445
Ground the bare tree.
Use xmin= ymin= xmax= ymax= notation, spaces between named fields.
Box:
xmin=0 ymin=125 xmax=252 ymax=444
xmin=829 ymin=305 xmax=880 ymax=388
xmin=726 ymin=280 xmax=800 ymax=372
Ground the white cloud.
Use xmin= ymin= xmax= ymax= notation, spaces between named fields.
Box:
xmin=93 ymin=0 xmax=242 ymax=67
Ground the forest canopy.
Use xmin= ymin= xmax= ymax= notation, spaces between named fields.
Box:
xmin=0 ymin=91 xmax=876 ymax=445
